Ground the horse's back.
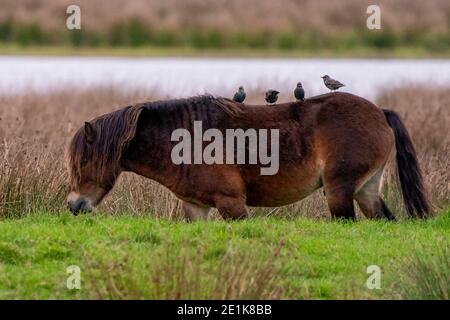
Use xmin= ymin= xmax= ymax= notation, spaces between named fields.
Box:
xmin=311 ymin=92 xmax=395 ymax=166
xmin=242 ymin=92 xmax=395 ymax=207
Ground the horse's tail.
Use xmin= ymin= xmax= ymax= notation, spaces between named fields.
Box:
xmin=383 ymin=109 xmax=431 ymax=218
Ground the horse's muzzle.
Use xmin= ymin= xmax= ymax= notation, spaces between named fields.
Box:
xmin=67 ymin=198 xmax=92 ymax=215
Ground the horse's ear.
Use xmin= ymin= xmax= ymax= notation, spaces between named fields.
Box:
xmin=84 ymin=121 xmax=96 ymax=144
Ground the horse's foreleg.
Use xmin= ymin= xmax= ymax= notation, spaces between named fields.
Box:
xmin=205 ymin=167 xmax=248 ymax=220
xmin=324 ymin=185 xmax=356 ymax=221
xmin=214 ymin=194 xmax=248 ymax=220
xmin=182 ymin=201 xmax=211 ymax=221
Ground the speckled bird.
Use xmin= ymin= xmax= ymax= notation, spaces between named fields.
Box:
xmin=265 ymin=89 xmax=279 ymax=104
xmin=294 ymin=82 xmax=305 ymax=101
xmin=233 ymin=86 xmax=246 ymax=103
xmin=321 ymin=75 xmax=345 ymax=92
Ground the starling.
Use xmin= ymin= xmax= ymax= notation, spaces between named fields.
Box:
xmin=265 ymin=89 xmax=279 ymax=104
xmin=294 ymin=82 xmax=305 ymax=101
xmin=321 ymin=75 xmax=345 ymax=92
xmin=233 ymin=86 xmax=246 ymax=103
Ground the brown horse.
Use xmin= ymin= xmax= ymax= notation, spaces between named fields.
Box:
xmin=66 ymin=92 xmax=430 ymax=220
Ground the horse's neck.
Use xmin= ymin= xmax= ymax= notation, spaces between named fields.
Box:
xmin=120 ymin=126 xmax=179 ymax=188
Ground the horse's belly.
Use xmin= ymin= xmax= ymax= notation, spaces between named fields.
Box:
xmin=244 ymin=165 xmax=322 ymax=207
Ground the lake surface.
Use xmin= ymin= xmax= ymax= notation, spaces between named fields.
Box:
xmin=0 ymin=56 xmax=449 ymax=99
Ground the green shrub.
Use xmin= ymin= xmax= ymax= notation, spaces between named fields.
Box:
xmin=153 ymin=30 xmax=177 ymax=46
xmin=125 ymin=19 xmax=151 ymax=47
xmin=0 ymin=19 xmax=448 ymax=55
xmin=205 ymin=30 xmax=225 ymax=48
xmin=277 ymin=32 xmax=297 ymax=49
xmin=0 ymin=20 xmax=13 ymax=41
xmin=421 ymin=33 xmax=450 ymax=53
xmin=15 ymin=24 xmax=47 ymax=46
xmin=364 ymin=30 xmax=398 ymax=49
xmin=108 ymin=23 xmax=126 ymax=46
xmin=68 ymin=29 xmax=84 ymax=47
xmin=189 ymin=30 xmax=208 ymax=49
xmin=247 ymin=32 xmax=272 ymax=48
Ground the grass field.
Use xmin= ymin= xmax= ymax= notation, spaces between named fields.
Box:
xmin=0 ymin=211 xmax=448 ymax=299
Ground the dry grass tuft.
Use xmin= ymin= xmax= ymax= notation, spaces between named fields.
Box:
xmin=85 ymin=240 xmax=286 ymax=299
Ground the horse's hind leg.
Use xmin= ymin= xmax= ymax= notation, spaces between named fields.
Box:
xmin=379 ymin=198 xmax=396 ymax=220
xmin=354 ymin=169 xmax=396 ymax=220
xmin=182 ymin=201 xmax=211 ymax=221
xmin=324 ymin=184 xmax=356 ymax=221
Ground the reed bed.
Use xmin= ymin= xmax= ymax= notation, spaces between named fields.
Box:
xmin=0 ymin=85 xmax=448 ymax=218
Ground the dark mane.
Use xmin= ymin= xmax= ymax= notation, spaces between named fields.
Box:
xmin=67 ymin=104 xmax=145 ymax=188
xmin=67 ymin=95 xmax=244 ymax=188
xmin=137 ymin=95 xmax=246 ymax=118
xmin=214 ymin=97 xmax=247 ymax=118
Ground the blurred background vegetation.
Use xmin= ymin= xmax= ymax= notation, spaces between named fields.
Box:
xmin=0 ymin=0 xmax=449 ymax=57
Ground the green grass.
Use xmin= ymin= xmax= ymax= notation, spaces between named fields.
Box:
xmin=1 ymin=18 xmax=449 ymax=58
xmin=0 ymin=211 xmax=448 ymax=299
xmin=0 ymin=44 xmax=448 ymax=59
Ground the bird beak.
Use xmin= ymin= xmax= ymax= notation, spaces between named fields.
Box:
xmin=320 ymin=76 xmax=325 ymax=78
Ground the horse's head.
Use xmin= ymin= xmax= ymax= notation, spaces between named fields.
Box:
xmin=66 ymin=121 xmax=116 ymax=214
xmin=66 ymin=106 xmax=144 ymax=215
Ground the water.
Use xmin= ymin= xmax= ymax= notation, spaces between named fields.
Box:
xmin=0 ymin=56 xmax=449 ymax=99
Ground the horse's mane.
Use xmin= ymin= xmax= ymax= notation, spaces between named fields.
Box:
xmin=67 ymin=104 xmax=145 ymax=188
xmin=67 ymin=95 xmax=244 ymax=187
xmin=214 ymin=97 xmax=246 ymax=118
xmin=139 ymin=95 xmax=245 ymax=118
